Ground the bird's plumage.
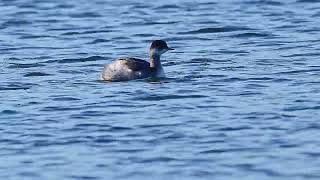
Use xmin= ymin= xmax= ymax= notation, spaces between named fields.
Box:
xmin=119 ymin=57 xmax=150 ymax=71
xmin=101 ymin=58 xmax=152 ymax=81
xmin=101 ymin=40 xmax=172 ymax=82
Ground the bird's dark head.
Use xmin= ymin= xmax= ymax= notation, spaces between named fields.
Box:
xmin=150 ymin=40 xmax=174 ymax=55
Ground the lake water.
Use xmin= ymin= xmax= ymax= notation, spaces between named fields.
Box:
xmin=1 ymin=0 xmax=320 ymax=179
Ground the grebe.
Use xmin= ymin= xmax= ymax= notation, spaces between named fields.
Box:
xmin=101 ymin=40 xmax=173 ymax=81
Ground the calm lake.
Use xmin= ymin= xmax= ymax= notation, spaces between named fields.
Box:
xmin=1 ymin=0 xmax=320 ymax=179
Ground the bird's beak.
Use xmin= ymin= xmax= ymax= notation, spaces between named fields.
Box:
xmin=167 ymin=47 xmax=174 ymax=50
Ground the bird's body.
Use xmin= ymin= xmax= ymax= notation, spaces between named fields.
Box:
xmin=101 ymin=57 xmax=164 ymax=81
xmin=101 ymin=40 xmax=172 ymax=82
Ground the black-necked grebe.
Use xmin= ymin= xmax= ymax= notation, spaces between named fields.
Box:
xmin=101 ymin=40 xmax=174 ymax=81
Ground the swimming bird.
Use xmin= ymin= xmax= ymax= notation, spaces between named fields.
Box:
xmin=101 ymin=40 xmax=174 ymax=81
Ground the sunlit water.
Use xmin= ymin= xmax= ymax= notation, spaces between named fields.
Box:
xmin=1 ymin=0 xmax=320 ymax=179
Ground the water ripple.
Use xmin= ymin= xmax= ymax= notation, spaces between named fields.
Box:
xmin=58 ymin=56 xmax=107 ymax=63
xmin=1 ymin=0 xmax=320 ymax=179
xmin=178 ymin=26 xmax=253 ymax=34
xmin=24 ymin=72 xmax=51 ymax=77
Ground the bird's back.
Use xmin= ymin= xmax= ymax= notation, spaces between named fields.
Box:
xmin=101 ymin=57 xmax=151 ymax=81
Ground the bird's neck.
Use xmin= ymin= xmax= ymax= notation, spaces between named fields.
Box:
xmin=149 ymin=52 xmax=165 ymax=77
xmin=149 ymin=53 xmax=161 ymax=69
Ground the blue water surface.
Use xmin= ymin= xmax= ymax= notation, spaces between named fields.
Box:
xmin=1 ymin=0 xmax=320 ymax=179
